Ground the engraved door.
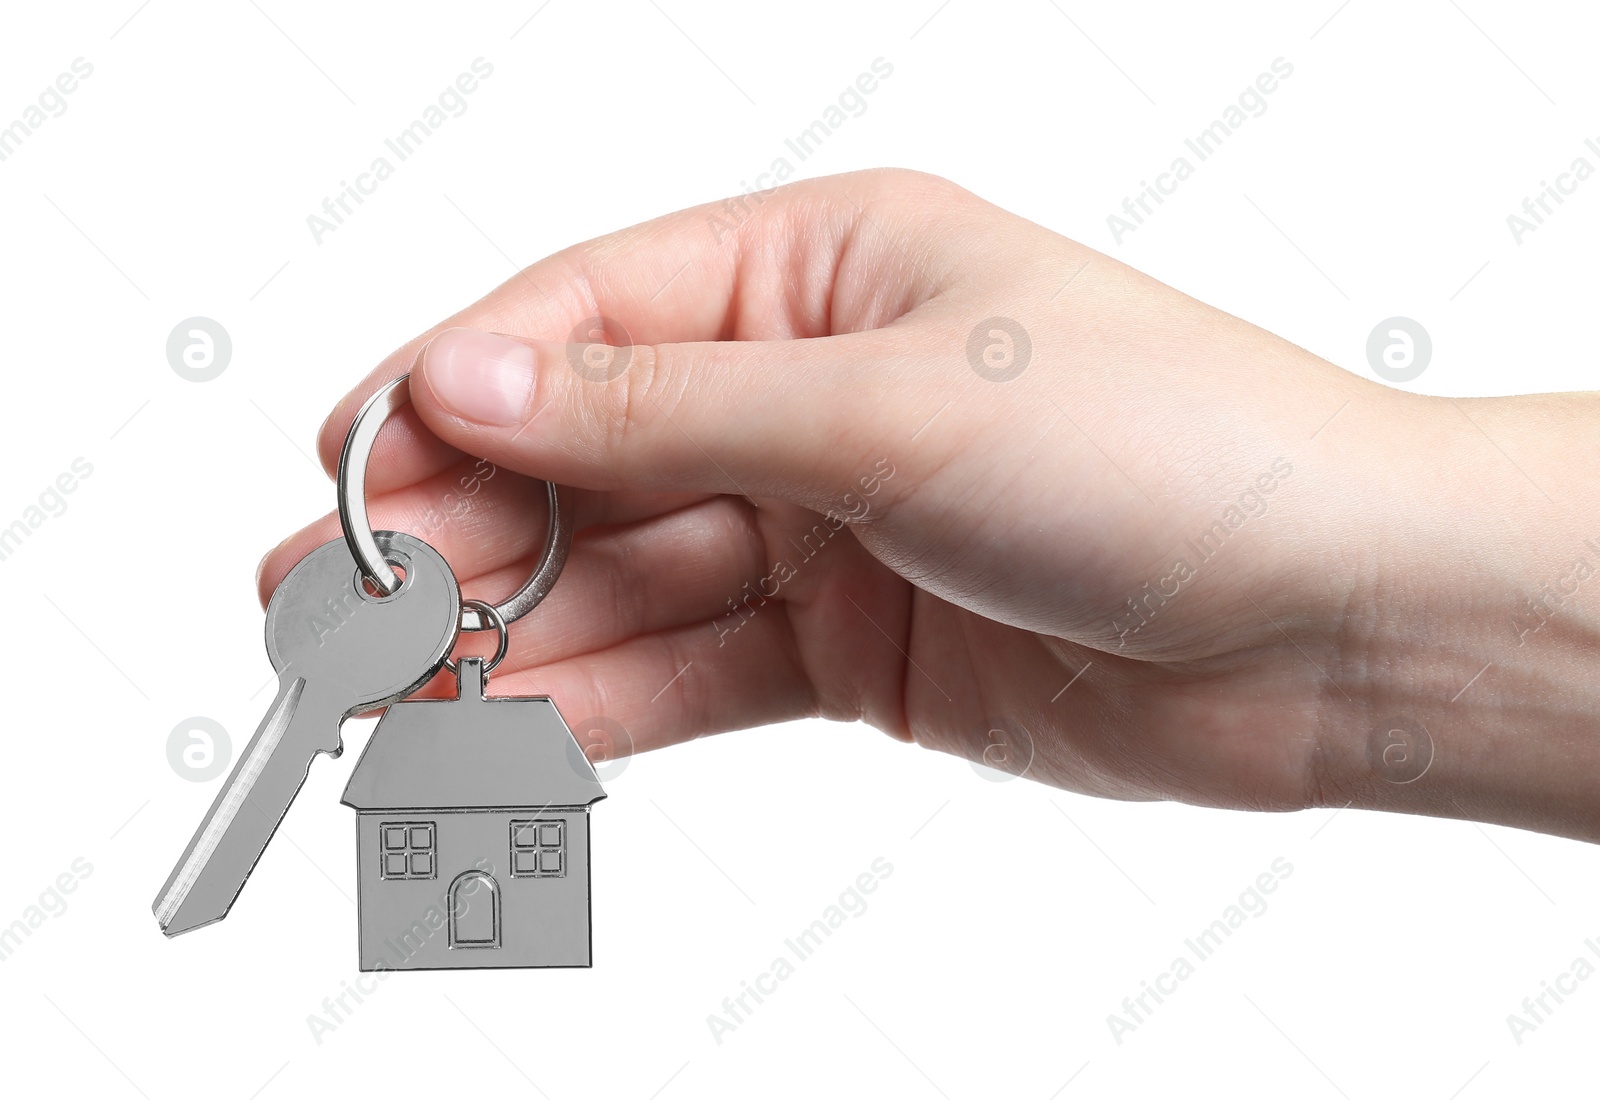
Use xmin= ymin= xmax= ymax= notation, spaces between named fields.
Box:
xmin=448 ymin=870 xmax=501 ymax=949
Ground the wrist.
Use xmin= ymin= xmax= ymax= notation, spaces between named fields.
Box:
xmin=1318 ymin=390 xmax=1600 ymax=841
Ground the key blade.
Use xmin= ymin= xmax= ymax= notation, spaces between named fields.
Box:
xmin=154 ymin=676 xmax=331 ymax=936
xmin=153 ymin=531 xmax=460 ymax=939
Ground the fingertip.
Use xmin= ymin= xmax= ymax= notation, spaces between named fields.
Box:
xmin=314 ymin=401 xmax=346 ymax=477
xmin=255 ymin=520 xmax=342 ymax=609
xmin=413 ymin=328 xmax=539 ymax=430
xmin=255 ymin=534 xmax=298 ymax=610
xmin=315 ymin=337 xmax=431 ymax=474
xmin=411 ymin=329 xmax=575 ymax=485
xmin=255 ymin=542 xmax=275 ymax=608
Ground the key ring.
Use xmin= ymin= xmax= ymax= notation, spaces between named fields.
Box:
xmin=444 ymin=599 xmax=509 ymax=675
xmin=337 ymin=373 xmax=574 ymax=632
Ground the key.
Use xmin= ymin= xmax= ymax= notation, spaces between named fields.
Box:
xmin=154 ymin=531 xmax=461 ymax=937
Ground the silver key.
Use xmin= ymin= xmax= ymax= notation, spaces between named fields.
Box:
xmin=154 ymin=531 xmax=460 ymax=937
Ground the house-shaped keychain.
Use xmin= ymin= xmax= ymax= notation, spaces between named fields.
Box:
xmin=340 ymin=656 xmax=606 ymax=970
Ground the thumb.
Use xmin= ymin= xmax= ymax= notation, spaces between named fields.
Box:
xmin=410 ymin=326 xmax=904 ymax=508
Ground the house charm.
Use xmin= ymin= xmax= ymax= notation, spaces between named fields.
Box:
xmin=340 ymin=656 xmax=606 ymax=970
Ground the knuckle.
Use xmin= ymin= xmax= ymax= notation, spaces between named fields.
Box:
xmin=580 ymin=341 xmax=671 ymax=483
xmin=650 ymin=633 xmax=704 ymax=729
xmin=596 ymin=534 xmax=646 ymax=637
xmin=859 ymin=166 xmax=970 ymax=205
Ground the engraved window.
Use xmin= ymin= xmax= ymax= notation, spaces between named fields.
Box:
xmin=379 ymin=821 xmax=436 ymax=880
xmin=510 ymin=819 xmax=564 ymax=878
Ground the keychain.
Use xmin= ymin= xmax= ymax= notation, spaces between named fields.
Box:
xmin=153 ymin=375 xmax=605 ymax=969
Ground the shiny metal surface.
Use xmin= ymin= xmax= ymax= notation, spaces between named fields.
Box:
xmin=335 ymin=373 xmax=574 ymax=631
xmin=444 ymin=599 xmax=508 ymax=676
xmin=341 ymin=656 xmax=605 ymax=969
xmin=153 ymin=532 xmax=461 ymax=937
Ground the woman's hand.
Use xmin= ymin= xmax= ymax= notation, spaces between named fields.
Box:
xmin=260 ymin=169 xmax=1600 ymax=841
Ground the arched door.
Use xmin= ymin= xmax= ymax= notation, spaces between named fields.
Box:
xmin=447 ymin=870 xmax=501 ymax=949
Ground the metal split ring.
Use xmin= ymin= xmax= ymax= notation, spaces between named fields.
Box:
xmin=444 ymin=600 xmax=509 ymax=676
xmin=336 ymin=373 xmax=574 ymax=632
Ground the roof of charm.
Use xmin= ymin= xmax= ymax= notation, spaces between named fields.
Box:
xmin=341 ymin=657 xmax=608 ymax=811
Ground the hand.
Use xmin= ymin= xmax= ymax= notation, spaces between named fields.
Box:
xmin=261 ymin=169 xmax=1600 ymax=841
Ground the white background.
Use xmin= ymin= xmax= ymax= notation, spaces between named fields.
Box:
xmin=1 ymin=1 xmax=1597 ymax=1097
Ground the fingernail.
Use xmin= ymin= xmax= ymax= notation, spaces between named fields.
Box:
xmin=423 ymin=329 xmax=536 ymax=426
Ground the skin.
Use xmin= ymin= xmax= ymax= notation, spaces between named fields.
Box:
xmin=261 ymin=169 xmax=1600 ymax=843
